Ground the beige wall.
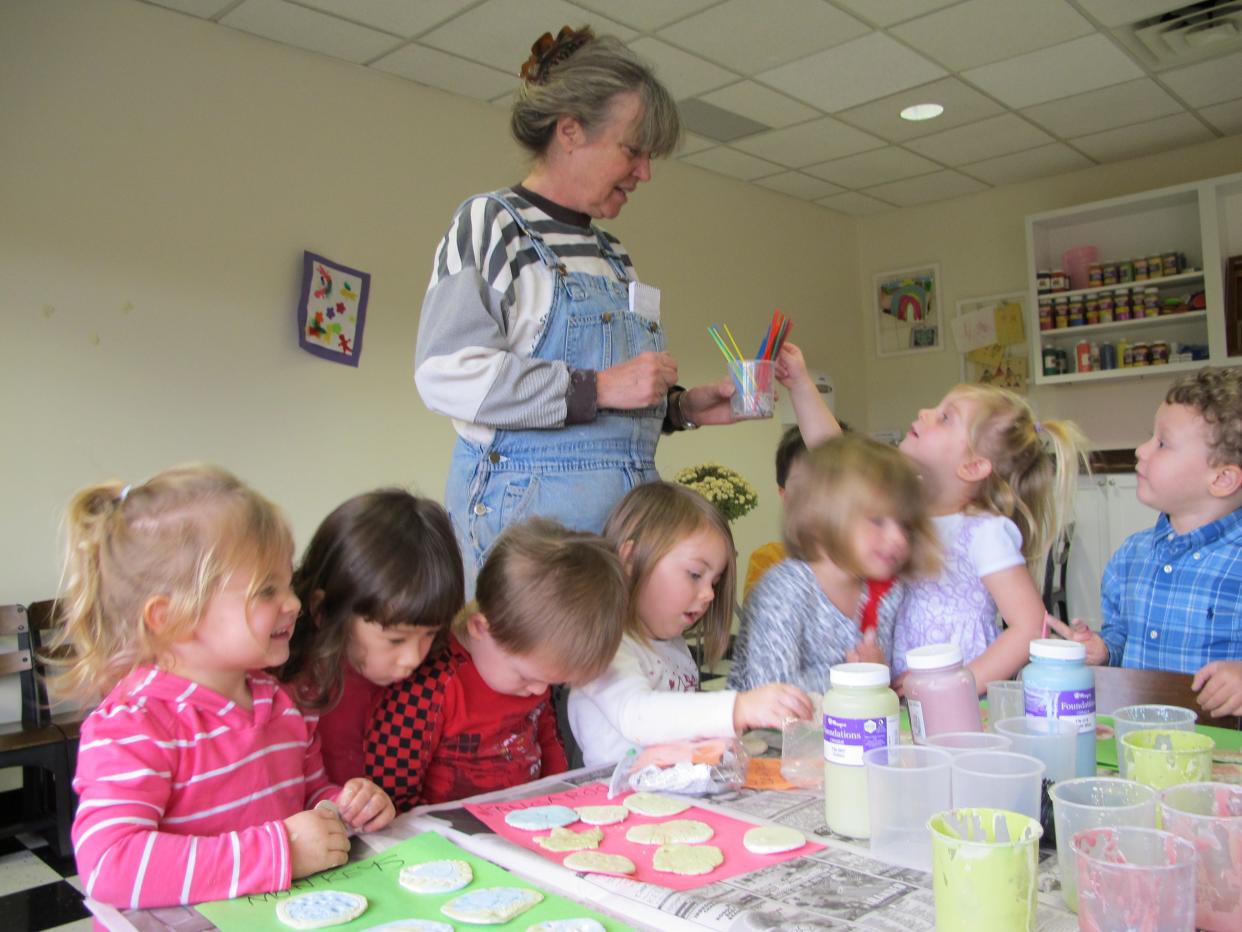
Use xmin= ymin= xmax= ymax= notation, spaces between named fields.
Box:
xmin=857 ymin=134 xmax=1242 ymax=448
xmin=0 ymin=0 xmax=861 ymax=609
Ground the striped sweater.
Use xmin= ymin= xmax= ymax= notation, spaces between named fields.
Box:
xmin=414 ymin=186 xmax=636 ymax=446
xmin=72 ymin=667 xmax=340 ymax=909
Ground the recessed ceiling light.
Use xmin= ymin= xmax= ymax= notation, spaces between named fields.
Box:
xmin=900 ymin=103 xmax=944 ymax=122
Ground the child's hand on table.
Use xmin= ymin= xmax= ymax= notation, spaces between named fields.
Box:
xmin=1043 ymin=615 xmax=1109 ymax=665
xmin=285 ymin=806 xmax=350 ymax=878
xmin=336 ymin=777 xmax=396 ymax=832
xmin=734 ymin=683 xmax=814 ymax=731
xmin=1193 ymin=660 xmax=1242 ymax=718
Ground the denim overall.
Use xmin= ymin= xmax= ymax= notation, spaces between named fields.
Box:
xmin=445 ymin=192 xmax=665 ymax=590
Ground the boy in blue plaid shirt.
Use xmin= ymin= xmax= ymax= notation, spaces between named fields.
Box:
xmin=1049 ymin=367 xmax=1242 ymax=719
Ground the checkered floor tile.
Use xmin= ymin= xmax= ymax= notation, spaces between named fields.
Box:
xmin=0 ymin=832 xmax=92 ymax=931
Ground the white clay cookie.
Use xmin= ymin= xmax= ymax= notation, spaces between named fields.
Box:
xmin=652 ymin=843 xmax=724 ymax=876
xmin=742 ymin=825 xmax=806 ymax=855
xmin=625 ymin=819 xmax=714 ymax=845
xmin=562 ymin=851 xmax=637 ymax=875
xmin=622 ymin=792 xmax=690 ymax=817
xmin=361 ymin=922 xmax=454 ymax=932
xmin=534 ymin=826 xmax=603 ymax=852
xmin=276 ymin=891 xmax=368 ymax=929
xmin=527 ymin=920 xmax=606 ymax=932
xmin=398 ymin=859 xmax=473 ymax=894
xmin=574 ymin=805 xmax=628 ymax=826
xmin=441 ymin=887 xmax=544 ymax=925
xmin=504 ymin=805 xmax=579 ymax=831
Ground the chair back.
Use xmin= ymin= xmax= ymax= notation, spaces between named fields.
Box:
xmin=1095 ymin=664 xmax=1240 ymax=729
xmin=0 ymin=604 xmax=51 ymax=729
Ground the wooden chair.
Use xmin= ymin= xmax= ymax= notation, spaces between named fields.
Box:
xmin=1094 ymin=664 xmax=1240 ymax=730
xmin=0 ymin=604 xmax=76 ymax=856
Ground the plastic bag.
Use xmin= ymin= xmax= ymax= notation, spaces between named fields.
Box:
xmin=607 ymin=738 xmax=749 ymax=798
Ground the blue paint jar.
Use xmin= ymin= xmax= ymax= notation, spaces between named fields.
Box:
xmin=1022 ymin=638 xmax=1096 ymax=777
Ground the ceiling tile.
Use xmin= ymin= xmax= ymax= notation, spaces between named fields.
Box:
xmin=626 ymin=37 xmax=738 ymax=100
xmin=699 ymin=82 xmax=820 ymax=129
xmin=677 ymin=98 xmax=769 ymax=141
xmin=141 ymin=0 xmax=238 ymax=15
xmin=571 ymin=0 xmax=719 ymax=32
xmin=1021 ymin=78 xmax=1185 ymax=138
xmin=834 ymin=77 xmax=1005 ymax=142
xmin=755 ymin=172 xmax=845 ymax=200
xmin=297 ymin=1 xmax=474 ymax=37
xmin=1198 ymin=98 xmax=1242 ymax=135
xmin=1074 ymin=1 xmax=1190 ymax=29
xmin=677 ymin=132 xmax=718 ymax=155
xmin=960 ymin=143 xmax=1093 ymax=186
xmin=1070 ymin=112 xmax=1215 ymax=162
xmin=681 ymin=147 xmax=784 ymax=180
xmin=831 ymin=0 xmax=958 ymax=28
xmin=804 ymin=146 xmax=940 ymax=188
xmin=658 ymin=0 xmax=871 ymax=74
xmin=817 ymin=191 xmax=896 ymax=216
xmin=893 ymin=0 xmax=1094 ymax=72
xmin=863 ymin=169 xmax=990 ymax=207
xmin=962 ymin=34 xmax=1145 ymax=109
xmin=372 ymin=43 xmax=516 ymax=100
xmin=912 ymin=113 xmax=1054 ymax=166
xmin=758 ymin=33 xmax=947 ymax=113
xmin=220 ymin=0 xmax=399 ymax=63
xmin=1161 ymin=52 xmax=1242 ymax=108
xmin=419 ymin=0 xmax=634 ymax=73
xmin=731 ymin=117 xmax=886 ymax=167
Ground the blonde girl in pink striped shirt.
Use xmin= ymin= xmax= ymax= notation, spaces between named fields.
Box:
xmin=53 ymin=464 xmax=394 ymax=909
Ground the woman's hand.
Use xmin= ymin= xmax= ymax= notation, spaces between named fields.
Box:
xmin=597 ymin=352 xmax=678 ymax=409
xmin=336 ymin=778 xmax=396 ymax=832
xmin=679 ymin=379 xmax=739 ymax=426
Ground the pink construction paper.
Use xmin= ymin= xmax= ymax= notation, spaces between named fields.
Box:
xmin=466 ymin=782 xmax=823 ymax=891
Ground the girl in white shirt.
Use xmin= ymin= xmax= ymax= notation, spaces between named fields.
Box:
xmin=569 ymin=482 xmax=812 ymax=767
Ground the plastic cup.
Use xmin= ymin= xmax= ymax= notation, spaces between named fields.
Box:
xmin=927 ymin=731 xmax=1012 ymax=756
xmin=779 ymin=717 xmax=822 ymax=788
xmin=1049 ymin=776 xmax=1157 ymax=912
xmin=1120 ymin=729 xmax=1214 ymax=790
xmin=728 ymin=359 xmax=774 ymax=420
xmin=951 ymin=751 xmax=1045 ymax=821
xmin=985 ymin=681 xmax=1025 ymax=729
xmin=1159 ymin=782 xmax=1242 ymax=931
xmin=1073 ymin=827 xmax=1196 ymax=931
xmin=864 ymin=745 xmax=952 ymax=871
xmin=928 ymin=807 xmax=1042 ymax=931
xmin=1112 ymin=705 xmax=1196 ymax=777
xmin=993 ymin=716 xmax=1078 ymax=781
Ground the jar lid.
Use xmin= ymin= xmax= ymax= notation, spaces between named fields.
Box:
xmin=905 ymin=643 xmax=963 ymax=671
xmin=1029 ymin=638 xmax=1086 ymax=661
xmin=829 ymin=662 xmax=891 ymax=688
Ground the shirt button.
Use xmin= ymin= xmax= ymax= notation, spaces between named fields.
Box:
xmin=473 ymin=503 xmax=488 ymax=516
xmin=1193 ymin=552 xmax=1201 ymax=560
xmin=1167 ymin=532 xmax=1175 ymax=541
xmin=1163 ymin=564 xmax=1173 ymax=573
xmin=1150 ymin=630 xmax=1159 ymax=639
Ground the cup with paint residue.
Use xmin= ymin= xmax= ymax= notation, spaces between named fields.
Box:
xmin=928 ymin=808 xmax=1042 ymax=932
xmin=1111 ymin=705 xmax=1196 ymax=778
xmin=1120 ymin=729 xmax=1213 ymax=791
xmin=1159 ymin=782 xmax=1242 ymax=932
xmin=1073 ymin=827 xmax=1196 ymax=932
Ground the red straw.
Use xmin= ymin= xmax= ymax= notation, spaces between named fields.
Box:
xmin=772 ymin=318 xmax=792 ymax=357
xmin=760 ymin=310 xmax=783 ymax=360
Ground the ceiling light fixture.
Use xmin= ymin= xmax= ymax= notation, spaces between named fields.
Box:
xmin=899 ymin=103 xmax=944 ymax=122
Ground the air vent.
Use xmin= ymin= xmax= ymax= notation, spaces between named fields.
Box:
xmin=1115 ymin=0 xmax=1242 ymax=68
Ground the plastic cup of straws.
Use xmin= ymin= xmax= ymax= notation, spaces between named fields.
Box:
xmin=728 ymin=359 xmax=775 ymax=420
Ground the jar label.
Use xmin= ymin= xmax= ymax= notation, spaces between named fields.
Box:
xmin=1024 ymin=687 xmax=1096 ymax=735
xmin=823 ymin=713 xmax=898 ymax=767
xmin=908 ymin=699 xmax=926 ymax=742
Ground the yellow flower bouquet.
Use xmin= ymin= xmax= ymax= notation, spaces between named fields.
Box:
xmin=673 ymin=463 xmax=759 ymax=523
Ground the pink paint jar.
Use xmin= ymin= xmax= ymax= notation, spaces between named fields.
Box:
xmin=904 ymin=644 xmax=983 ymax=744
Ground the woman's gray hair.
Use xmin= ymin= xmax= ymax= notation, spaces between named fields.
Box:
xmin=511 ymin=33 xmax=681 ymax=159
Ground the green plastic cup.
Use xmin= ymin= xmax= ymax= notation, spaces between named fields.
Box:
xmin=928 ymin=807 xmax=1042 ymax=932
xmin=1120 ymin=729 xmax=1214 ymax=790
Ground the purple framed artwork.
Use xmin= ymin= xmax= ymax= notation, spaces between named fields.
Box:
xmin=297 ymin=251 xmax=370 ymax=366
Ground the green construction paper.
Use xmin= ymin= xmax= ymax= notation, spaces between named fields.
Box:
xmin=196 ymin=831 xmax=632 ymax=932
xmin=1096 ymin=717 xmax=1242 ymax=771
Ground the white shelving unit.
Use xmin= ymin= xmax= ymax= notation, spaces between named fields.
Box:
xmin=1025 ymin=172 xmax=1242 ymax=386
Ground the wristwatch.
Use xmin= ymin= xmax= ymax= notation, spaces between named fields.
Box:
xmin=674 ymin=390 xmax=698 ymax=430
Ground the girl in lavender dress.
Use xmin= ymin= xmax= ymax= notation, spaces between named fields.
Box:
xmin=892 ymin=385 xmax=1088 ymax=693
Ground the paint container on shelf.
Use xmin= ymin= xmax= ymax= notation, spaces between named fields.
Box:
xmin=1076 ymin=341 xmax=1092 ymax=373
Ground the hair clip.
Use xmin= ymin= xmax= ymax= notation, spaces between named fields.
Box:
xmin=1034 ymin=421 xmax=1043 ymax=434
xmin=117 ymin=484 xmax=132 ymax=504
xmin=519 ymin=25 xmax=594 ymax=83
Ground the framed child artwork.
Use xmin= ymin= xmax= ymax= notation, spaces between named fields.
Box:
xmin=873 ymin=263 xmax=941 ymax=357
xmin=953 ymin=291 xmax=1030 ymax=393
xmin=297 ymin=251 xmax=370 ymax=366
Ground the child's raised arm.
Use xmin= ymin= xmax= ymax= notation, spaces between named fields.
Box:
xmin=775 ymin=342 xmax=841 ymax=447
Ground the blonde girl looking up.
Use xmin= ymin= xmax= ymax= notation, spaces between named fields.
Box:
xmin=55 ymin=464 xmax=394 ymax=910
xmin=569 ymin=482 xmax=813 ymax=767
xmin=894 ymin=385 xmax=1087 ymax=691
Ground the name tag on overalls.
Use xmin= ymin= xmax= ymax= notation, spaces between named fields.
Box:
xmin=629 ymin=281 xmax=661 ymax=322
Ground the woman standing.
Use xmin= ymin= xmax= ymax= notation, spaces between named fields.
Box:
xmin=416 ymin=27 xmax=736 ymax=586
